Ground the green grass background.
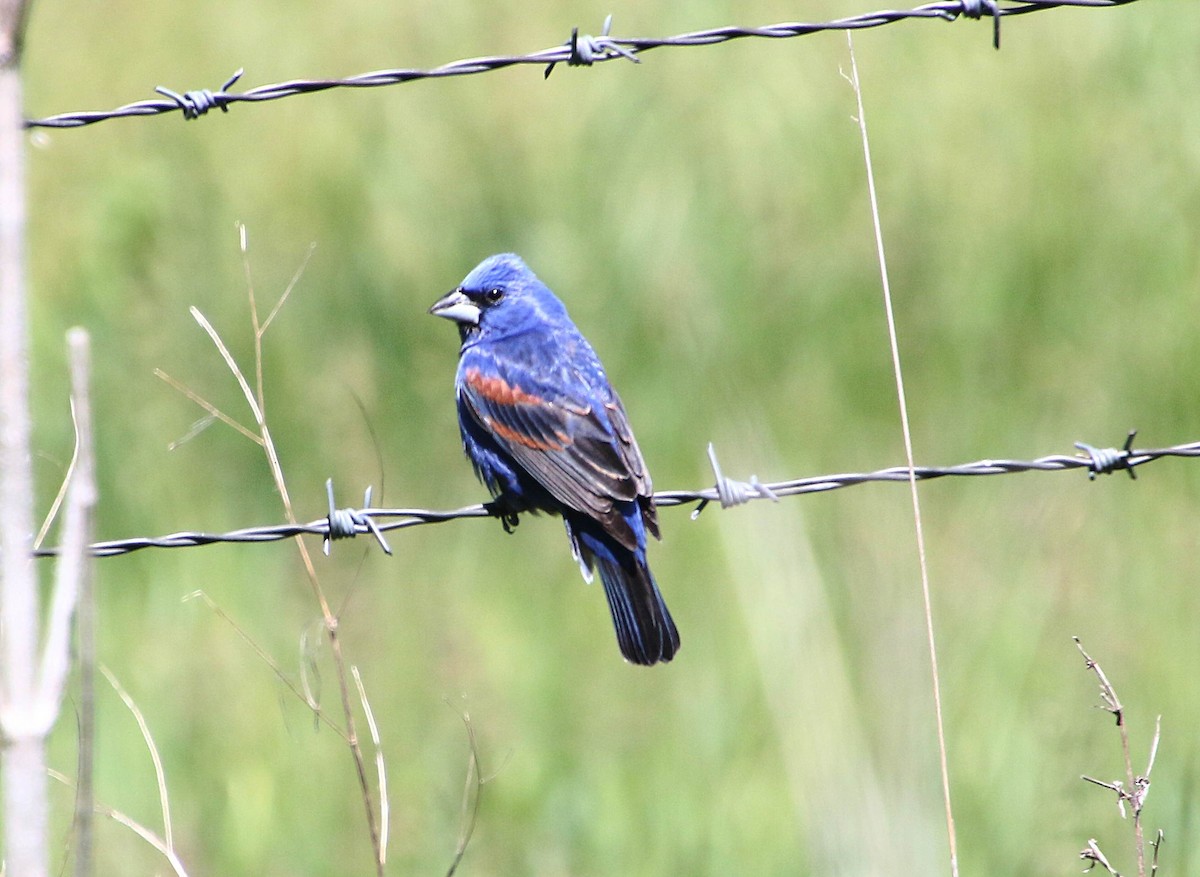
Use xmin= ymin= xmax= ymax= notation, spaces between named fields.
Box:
xmin=12 ymin=0 xmax=1199 ymax=873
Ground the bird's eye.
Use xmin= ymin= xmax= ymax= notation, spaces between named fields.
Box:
xmin=484 ymin=287 xmax=504 ymax=303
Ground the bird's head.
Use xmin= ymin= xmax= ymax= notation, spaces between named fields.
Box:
xmin=429 ymin=253 xmax=567 ymax=345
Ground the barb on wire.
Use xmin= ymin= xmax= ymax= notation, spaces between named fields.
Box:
xmin=543 ymin=14 xmax=639 ymax=79
xmin=154 ymin=69 xmax=243 ymax=120
xmin=689 ymin=442 xmax=779 ymax=519
xmin=25 ymin=0 xmax=1140 ymax=130
xmin=1075 ymin=429 xmax=1137 ymax=480
xmin=31 ymin=432 xmax=1193 ymax=560
xmin=324 ymin=479 xmax=391 ymax=556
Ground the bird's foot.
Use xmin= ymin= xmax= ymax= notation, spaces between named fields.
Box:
xmin=484 ymin=496 xmax=522 ymax=534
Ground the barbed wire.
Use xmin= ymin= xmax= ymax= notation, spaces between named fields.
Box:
xmin=25 ymin=0 xmax=1139 ymax=130
xmin=32 ymin=431 xmax=1196 ymax=559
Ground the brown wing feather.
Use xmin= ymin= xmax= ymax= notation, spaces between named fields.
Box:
xmin=461 ymin=367 xmax=656 ymax=549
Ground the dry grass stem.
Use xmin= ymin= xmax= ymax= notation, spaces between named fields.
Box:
xmin=844 ymin=33 xmax=958 ymax=877
xmin=446 ymin=709 xmax=485 ymax=877
xmin=39 ymin=334 xmax=96 ymax=712
xmin=65 ymin=331 xmax=98 ymax=877
xmin=33 ymin=398 xmax=80 ymax=550
xmin=48 ymin=770 xmax=191 ymax=877
xmin=352 ymin=665 xmax=389 ymax=867
xmin=167 ymin=232 xmax=384 ymax=874
xmin=1080 ymin=838 xmax=1120 ymax=875
xmin=182 ymin=590 xmax=345 ymax=738
xmin=1075 ymin=637 xmax=1159 ymax=877
xmin=154 ymin=368 xmax=262 ymax=445
xmin=99 ymin=665 xmax=173 ymax=853
xmin=298 ymin=622 xmax=325 ymax=716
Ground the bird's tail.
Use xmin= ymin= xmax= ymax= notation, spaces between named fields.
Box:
xmin=593 ymin=552 xmax=680 ymax=666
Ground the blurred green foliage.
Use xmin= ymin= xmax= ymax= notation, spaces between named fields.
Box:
xmin=10 ymin=0 xmax=1199 ymax=873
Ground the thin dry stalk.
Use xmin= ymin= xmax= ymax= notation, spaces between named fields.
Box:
xmin=153 ymin=368 xmax=261 ymax=444
xmin=352 ymin=665 xmax=389 ymax=867
xmin=1075 ymin=637 xmax=1158 ymax=877
xmin=1080 ymin=838 xmax=1120 ymax=875
xmin=1 ymin=322 xmax=96 ymax=877
xmin=446 ymin=710 xmax=485 ymax=877
xmin=33 ymin=404 xmax=80 ymax=549
xmin=65 ymin=331 xmax=98 ymax=877
xmin=171 ymin=230 xmax=385 ymax=874
xmin=183 ymin=590 xmax=345 ymax=736
xmin=49 ymin=770 xmax=191 ymax=877
xmin=844 ymin=33 xmax=959 ymax=877
xmin=38 ymin=333 xmax=96 ymax=720
xmin=99 ymin=666 xmax=174 ymax=854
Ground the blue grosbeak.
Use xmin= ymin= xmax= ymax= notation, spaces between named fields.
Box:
xmin=429 ymin=254 xmax=679 ymax=665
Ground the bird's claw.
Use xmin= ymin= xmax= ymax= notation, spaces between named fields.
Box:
xmin=484 ymin=498 xmax=522 ymax=533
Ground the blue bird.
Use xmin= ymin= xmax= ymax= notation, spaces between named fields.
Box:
xmin=429 ymin=254 xmax=679 ymax=665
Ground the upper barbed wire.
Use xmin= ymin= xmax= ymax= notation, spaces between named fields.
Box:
xmin=25 ymin=0 xmax=1139 ymax=130
xmin=31 ymin=431 xmax=1190 ymax=559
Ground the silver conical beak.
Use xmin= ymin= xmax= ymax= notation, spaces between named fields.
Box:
xmin=428 ymin=288 xmax=481 ymax=325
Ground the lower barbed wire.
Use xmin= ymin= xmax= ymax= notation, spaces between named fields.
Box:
xmin=30 ymin=431 xmax=1194 ymax=559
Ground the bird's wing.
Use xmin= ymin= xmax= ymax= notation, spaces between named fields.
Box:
xmin=458 ymin=360 xmax=652 ymax=550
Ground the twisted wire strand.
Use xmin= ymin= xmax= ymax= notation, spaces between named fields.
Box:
xmin=25 ymin=0 xmax=1139 ymax=130
xmin=31 ymin=432 xmax=1190 ymax=559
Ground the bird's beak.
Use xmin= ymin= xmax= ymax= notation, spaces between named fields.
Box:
xmin=428 ymin=288 xmax=481 ymax=326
